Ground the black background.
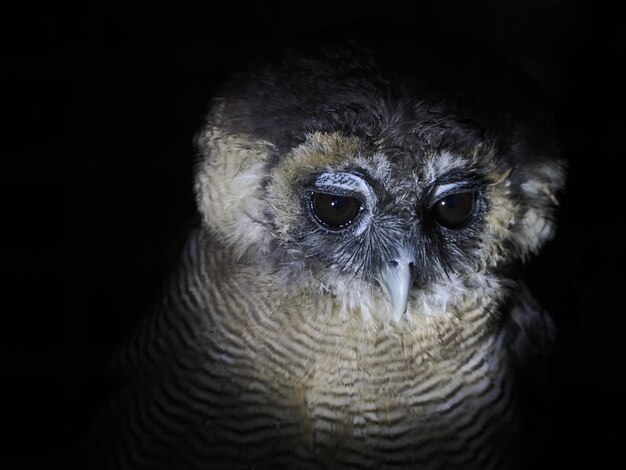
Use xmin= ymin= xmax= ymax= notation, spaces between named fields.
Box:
xmin=3 ymin=1 xmax=624 ymax=468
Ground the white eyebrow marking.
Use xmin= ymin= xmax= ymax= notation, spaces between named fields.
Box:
xmin=315 ymin=172 xmax=370 ymax=194
xmin=433 ymin=182 xmax=461 ymax=198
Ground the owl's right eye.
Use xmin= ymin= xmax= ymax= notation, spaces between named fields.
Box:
xmin=310 ymin=192 xmax=362 ymax=230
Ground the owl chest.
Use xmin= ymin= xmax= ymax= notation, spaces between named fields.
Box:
xmin=204 ymin=314 xmax=518 ymax=466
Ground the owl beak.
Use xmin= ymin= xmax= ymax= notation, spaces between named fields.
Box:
xmin=380 ymin=254 xmax=415 ymax=323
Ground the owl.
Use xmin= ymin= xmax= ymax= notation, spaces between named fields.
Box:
xmin=82 ymin=37 xmax=565 ymax=469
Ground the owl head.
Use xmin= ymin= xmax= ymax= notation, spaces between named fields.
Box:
xmin=194 ymin=39 xmax=565 ymax=325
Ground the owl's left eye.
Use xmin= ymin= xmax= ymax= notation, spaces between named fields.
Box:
xmin=310 ymin=192 xmax=362 ymax=230
xmin=431 ymin=191 xmax=477 ymax=230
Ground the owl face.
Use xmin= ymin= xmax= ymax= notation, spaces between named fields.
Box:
xmin=195 ymin=43 xmax=565 ymax=325
xmin=263 ymin=131 xmax=516 ymax=322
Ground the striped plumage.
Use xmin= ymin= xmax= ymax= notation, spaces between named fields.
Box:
xmin=81 ymin=38 xmax=564 ymax=469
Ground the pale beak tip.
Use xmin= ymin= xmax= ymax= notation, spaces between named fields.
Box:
xmin=392 ymin=303 xmax=408 ymax=323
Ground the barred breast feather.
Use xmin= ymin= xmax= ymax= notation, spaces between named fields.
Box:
xmin=84 ymin=227 xmax=531 ymax=470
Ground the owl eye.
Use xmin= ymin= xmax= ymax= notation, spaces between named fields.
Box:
xmin=431 ymin=191 xmax=476 ymax=229
xmin=310 ymin=192 xmax=362 ymax=230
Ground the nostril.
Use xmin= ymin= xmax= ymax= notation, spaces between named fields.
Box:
xmin=389 ymin=260 xmax=415 ymax=269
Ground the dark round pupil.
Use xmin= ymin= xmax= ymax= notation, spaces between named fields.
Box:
xmin=433 ymin=192 xmax=476 ymax=229
xmin=311 ymin=193 xmax=361 ymax=229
